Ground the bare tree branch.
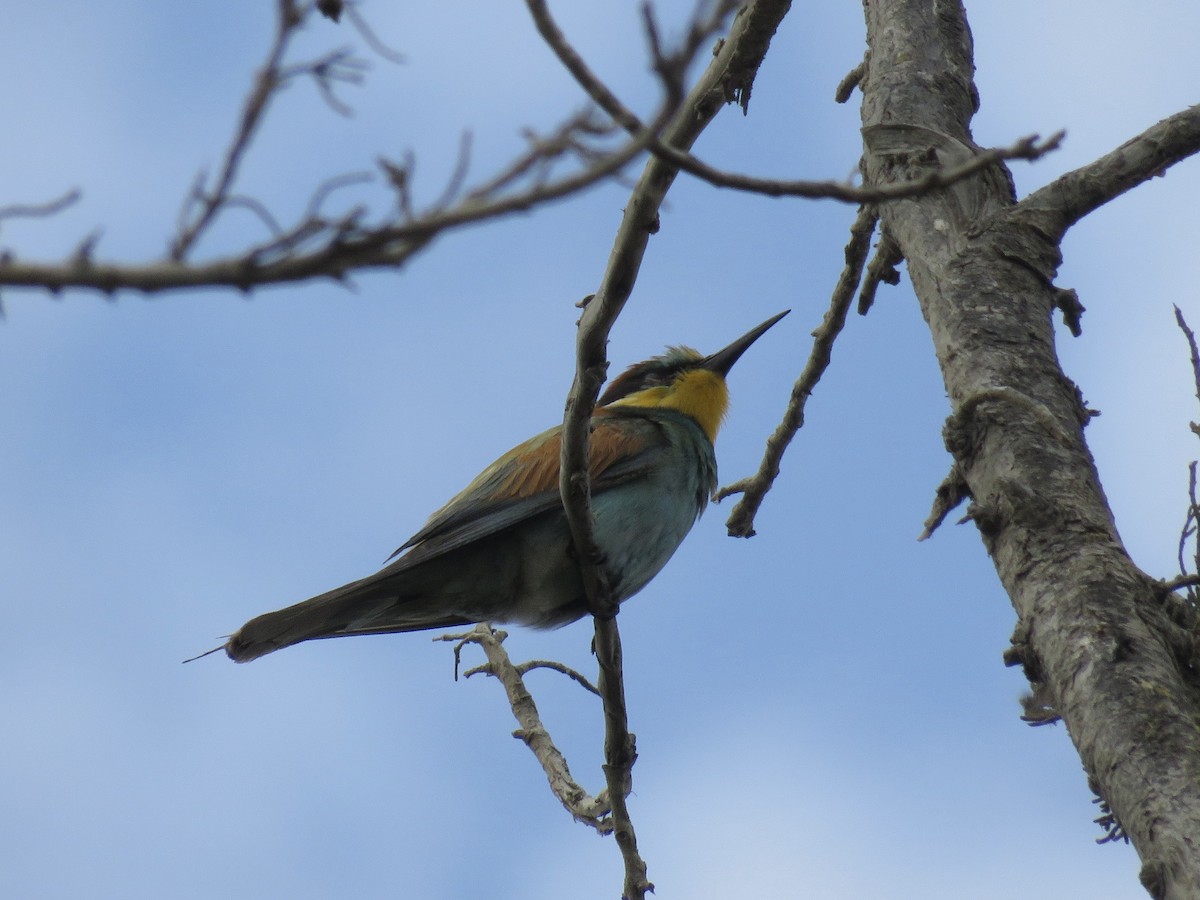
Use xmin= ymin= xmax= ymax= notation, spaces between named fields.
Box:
xmin=315 ymin=0 xmax=343 ymax=23
xmin=514 ymin=659 xmax=601 ymax=696
xmin=1020 ymin=104 xmax=1200 ymax=240
xmin=591 ymin=617 xmax=647 ymax=893
xmin=835 ymin=57 xmax=866 ymax=104
xmin=0 ymin=116 xmax=664 ymax=295
xmin=659 ymin=131 xmax=1063 ymax=202
xmin=1174 ymin=306 xmax=1200 ymax=590
xmin=917 ymin=462 xmax=971 ymax=541
xmin=527 ymin=0 xmax=1061 ymax=204
xmin=0 ymin=18 xmax=687 ymax=298
xmin=170 ymin=0 xmax=307 ymax=261
xmin=561 ymin=0 xmax=794 ymax=619
xmin=556 ymin=5 xmax=795 ymax=897
xmin=1160 ymin=573 xmax=1200 ymax=596
xmin=438 ymin=626 xmax=613 ymax=834
xmin=343 ymin=2 xmax=406 ymax=64
xmin=857 ymin=226 xmax=903 ymax=315
xmin=280 ymin=46 xmax=371 ymax=118
xmin=0 ymin=188 xmax=81 ymax=225
xmin=717 ymin=204 xmax=876 ymax=536
xmin=1174 ymin=305 xmax=1200 ymax=422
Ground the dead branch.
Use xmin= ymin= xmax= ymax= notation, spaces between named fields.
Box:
xmin=857 ymin=227 xmax=902 ymax=315
xmin=0 ymin=113 xmax=663 ymax=295
xmin=658 ymin=131 xmax=1063 ymax=202
xmin=718 ymin=204 xmax=876 ymax=537
xmin=171 ymin=0 xmax=308 ymax=261
xmin=917 ymin=462 xmax=971 ymax=541
xmin=557 ymin=4 xmax=795 ymax=898
xmin=514 ymin=659 xmax=602 ymax=696
xmin=438 ymin=625 xmax=613 ymax=833
xmin=1020 ymin=105 xmax=1200 ymax=240
xmin=528 ymin=0 xmax=1060 ymax=205
xmin=0 ymin=4 xmax=676 ymax=298
xmin=835 ymin=58 xmax=866 ymax=103
xmin=1174 ymin=307 xmax=1200 ymax=587
xmin=1160 ymin=573 xmax=1200 ymax=596
xmin=0 ymin=188 xmax=81 ymax=225
xmin=561 ymin=0 xmax=794 ymax=615
xmin=343 ymin=3 xmax=406 ymax=64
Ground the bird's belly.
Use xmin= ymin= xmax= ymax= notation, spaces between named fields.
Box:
xmin=592 ymin=480 xmax=701 ymax=599
xmin=503 ymin=475 xmax=704 ymax=628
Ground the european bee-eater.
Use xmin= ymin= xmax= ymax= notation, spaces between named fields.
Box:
xmin=223 ymin=310 xmax=788 ymax=662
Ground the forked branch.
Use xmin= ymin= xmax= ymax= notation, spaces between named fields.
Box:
xmin=439 ymin=625 xmax=613 ymax=834
xmin=0 ymin=2 xmax=705 ymax=298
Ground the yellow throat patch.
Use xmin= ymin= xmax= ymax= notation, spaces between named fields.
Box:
xmin=612 ymin=368 xmax=729 ymax=443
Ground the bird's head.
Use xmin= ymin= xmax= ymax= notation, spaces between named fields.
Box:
xmin=598 ymin=310 xmax=788 ymax=442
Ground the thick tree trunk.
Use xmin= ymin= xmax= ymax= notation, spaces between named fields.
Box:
xmin=859 ymin=2 xmax=1200 ymax=896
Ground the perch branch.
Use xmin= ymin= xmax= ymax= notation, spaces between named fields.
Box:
xmin=438 ymin=625 xmax=613 ymax=833
xmin=556 ymin=4 xmax=795 ymax=898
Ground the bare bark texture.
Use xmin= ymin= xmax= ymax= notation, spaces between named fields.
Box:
xmin=859 ymin=2 xmax=1200 ymax=896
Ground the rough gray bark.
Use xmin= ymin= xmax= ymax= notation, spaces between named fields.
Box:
xmin=859 ymin=2 xmax=1200 ymax=897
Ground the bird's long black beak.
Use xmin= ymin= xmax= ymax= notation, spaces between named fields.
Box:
xmin=702 ymin=310 xmax=789 ymax=376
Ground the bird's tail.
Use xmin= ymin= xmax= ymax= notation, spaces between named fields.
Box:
xmin=222 ymin=576 xmax=472 ymax=663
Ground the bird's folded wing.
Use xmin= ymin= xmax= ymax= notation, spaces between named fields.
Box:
xmin=384 ymin=412 xmax=666 ymax=570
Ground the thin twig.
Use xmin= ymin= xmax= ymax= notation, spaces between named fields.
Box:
xmin=429 ymin=132 xmax=474 ymax=213
xmin=515 ymin=659 xmax=602 ymax=696
xmin=281 ymin=47 xmax=370 ymax=118
xmin=1174 ymin=307 xmax=1200 ymax=584
xmin=464 ymin=110 xmax=609 ymax=202
xmin=525 ymin=0 xmax=643 ymax=134
xmin=170 ymin=0 xmax=305 ymax=260
xmin=1176 ymin=465 xmax=1195 ymax=585
xmin=344 ymin=2 xmax=407 ymax=63
xmin=663 ymin=131 xmax=1064 ymax=202
xmin=835 ymin=58 xmax=866 ymax=104
xmin=918 ymin=462 xmax=971 ymax=541
xmin=1174 ymin=305 xmax=1200 ymax=414
xmin=0 ymin=116 xmax=663 ymax=294
xmin=223 ymin=195 xmax=285 ymax=237
xmin=316 ymin=0 xmax=343 ymax=22
xmin=301 ymin=170 xmax=375 ymax=223
xmin=0 ymin=188 xmax=82 ymax=223
xmin=719 ymin=204 xmax=877 ymax=536
xmin=858 ymin=227 xmax=902 ymax=315
xmin=1160 ymin=573 xmax=1200 ymax=596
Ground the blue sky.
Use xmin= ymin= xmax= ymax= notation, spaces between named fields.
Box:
xmin=1 ymin=2 xmax=1198 ymax=898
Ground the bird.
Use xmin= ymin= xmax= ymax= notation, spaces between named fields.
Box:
xmin=221 ymin=310 xmax=788 ymax=662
